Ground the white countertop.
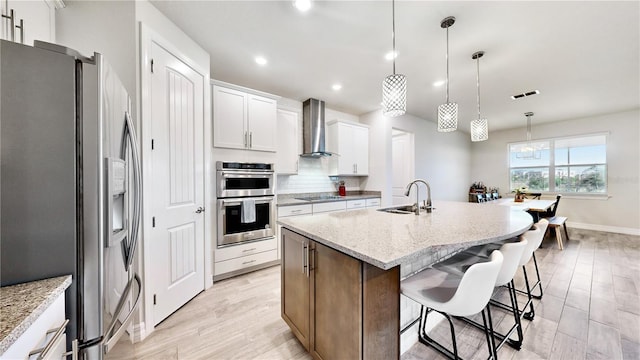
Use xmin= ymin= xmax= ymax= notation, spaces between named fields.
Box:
xmin=278 ymin=200 xmax=534 ymax=270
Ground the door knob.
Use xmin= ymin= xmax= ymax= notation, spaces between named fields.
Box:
xmin=195 ymin=206 xmax=205 ymax=214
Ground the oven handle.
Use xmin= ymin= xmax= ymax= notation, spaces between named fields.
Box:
xmin=219 ymin=171 xmax=274 ymax=177
xmin=220 ymin=197 xmax=274 ymax=206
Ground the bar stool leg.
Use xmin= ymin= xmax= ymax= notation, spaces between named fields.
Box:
xmin=522 ymin=265 xmax=536 ymax=321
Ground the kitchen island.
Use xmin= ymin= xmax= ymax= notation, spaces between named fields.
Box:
xmin=278 ymin=200 xmax=533 ymax=360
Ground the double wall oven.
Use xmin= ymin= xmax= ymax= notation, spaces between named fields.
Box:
xmin=216 ymin=162 xmax=275 ymax=247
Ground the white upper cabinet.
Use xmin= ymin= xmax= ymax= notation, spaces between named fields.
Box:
xmin=212 ymin=83 xmax=277 ymax=152
xmin=0 ymin=0 xmax=55 ymax=45
xmin=276 ymin=108 xmax=301 ymax=174
xmin=327 ymin=120 xmax=369 ymax=176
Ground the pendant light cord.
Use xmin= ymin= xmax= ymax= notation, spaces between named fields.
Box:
xmin=526 ymin=114 xmax=532 ymax=142
xmin=446 ymin=26 xmax=450 ymax=102
xmin=476 ymin=56 xmax=481 ymax=118
xmin=392 ymin=0 xmax=396 ymax=75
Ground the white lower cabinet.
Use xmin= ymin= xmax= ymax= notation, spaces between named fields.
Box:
xmin=312 ymin=201 xmax=346 ymax=214
xmin=366 ymin=198 xmax=381 ymax=208
xmin=213 ymin=237 xmax=278 ymax=281
xmin=346 ymin=199 xmax=366 ymax=210
xmin=1 ymin=294 xmax=66 ymax=360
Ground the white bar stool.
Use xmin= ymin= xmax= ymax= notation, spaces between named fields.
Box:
xmin=468 ymin=219 xmax=549 ymax=321
xmin=434 ymin=235 xmax=528 ymax=352
xmin=401 ymin=251 xmax=503 ymax=360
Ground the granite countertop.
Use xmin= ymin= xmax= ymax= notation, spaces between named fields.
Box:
xmin=0 ymin=275 xmax=72 ymax=354
xmin=278 ymin=200 xmax=533 ymax=270
xmin=277 ymin=191 xmax=381 ymax=207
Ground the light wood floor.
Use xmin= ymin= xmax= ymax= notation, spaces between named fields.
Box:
xmin=111 ymin=228 xmax=640 ymax=360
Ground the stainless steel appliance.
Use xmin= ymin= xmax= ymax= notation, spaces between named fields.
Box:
xmin=300 ymin=98 xmax=335 ymax=157
xmin=0 ymin=40 xmax=141 ymax=359
xmin=216 ymin=162 xmax=275 ymax=247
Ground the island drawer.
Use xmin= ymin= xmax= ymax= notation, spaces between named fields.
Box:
xmin=278 ymin=204 xmax=312 ymax=217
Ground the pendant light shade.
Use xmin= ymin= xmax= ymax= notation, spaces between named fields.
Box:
xmin=382 ymin=0 xmax=406 ymax=117
xmin=470 ymin=51 xmax=488 ymax=142
xmin=437 ymin=16 xmax=458 ymax=132
xmin=383 ymin=74 xmax=407 ymax=117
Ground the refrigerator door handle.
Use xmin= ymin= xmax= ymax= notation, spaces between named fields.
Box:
xmin=119 ymin=110 xmax=142 ymax=272
xmin=102 ymin=273 xmax=142 ymax=354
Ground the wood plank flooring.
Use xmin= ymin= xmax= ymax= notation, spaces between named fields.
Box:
xmin=110 ymin=228 xmax=639 ymax=359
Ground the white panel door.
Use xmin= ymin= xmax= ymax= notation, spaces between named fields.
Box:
xmin=392 ymin=131 xmax=414 ymax=205
xmin=337 ymin=123 xmax=355 ymax=174
xmin=213 ymin=85 xmax=246 ymax=150
xmin=150 ymin=42 xmax=205 ymax=325
xmin=247 ymin=94 xmax=277 ymax=151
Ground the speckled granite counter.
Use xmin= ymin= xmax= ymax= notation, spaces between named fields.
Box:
xmin=278 ymin=200 xmax=533 ymax=270
xmin=0 ymin=275 xmax=71 ymax=354
xmin=277 ymin=191 xmax=381 ymax=206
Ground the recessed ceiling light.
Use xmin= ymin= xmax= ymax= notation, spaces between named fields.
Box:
xmin=433 ymin=80 xmax=446 ymax=87
xmin=293 ymin=0 xmax=312 ymax=12
xmin=255 ymin=56 xmax=267 ymax=66
xmin=332 ymin=84 xmax=342 ymax=91
xmin=384 ymin=51 xmax=398 ymax=61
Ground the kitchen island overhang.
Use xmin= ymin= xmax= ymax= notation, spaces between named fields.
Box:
xmin=278 ymin=201 xmax=534 ymax=359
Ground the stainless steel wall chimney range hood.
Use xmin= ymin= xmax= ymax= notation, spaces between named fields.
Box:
xmin=301 ymin=98 xmax=333 ymax=157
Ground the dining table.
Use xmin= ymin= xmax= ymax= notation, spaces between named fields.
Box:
xmin=494 ymin=198 xmax=555 ymax=222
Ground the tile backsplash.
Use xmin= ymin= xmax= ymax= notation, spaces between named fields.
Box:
xmin=277 ymin=157 xmax=361 ymax=194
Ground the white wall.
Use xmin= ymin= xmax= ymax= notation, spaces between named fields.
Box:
xmin=56 ymin=1 xmax=136 ymax=113
xmin=361 ymin=109 xmax=471 ymax=206
xmin=470 ymin=109 xmax=640 ymax=234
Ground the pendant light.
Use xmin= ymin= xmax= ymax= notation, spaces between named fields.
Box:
xmin=516 ymin=112 xmax=542 ymax=159
xmin=470 ymin=51 xmax=488 ymax=142
xmin=382 ymin=0 xmax=406 ymax=117
xmin=437 ymin=16 xmax=458 ymax=132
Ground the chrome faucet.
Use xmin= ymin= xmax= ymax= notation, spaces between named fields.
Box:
xmin=404 ymin=179 xmax=432 ymax=215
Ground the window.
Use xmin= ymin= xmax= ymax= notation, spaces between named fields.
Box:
xmin=509 ymin=134 xmax=607 ymax=194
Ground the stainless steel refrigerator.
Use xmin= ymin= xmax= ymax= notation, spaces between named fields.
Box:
xmin=1 ymin=39 xmax=142 ymax=359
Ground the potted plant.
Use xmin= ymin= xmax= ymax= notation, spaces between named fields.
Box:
xmin=513 ymin=186 xmax=528 ymax=202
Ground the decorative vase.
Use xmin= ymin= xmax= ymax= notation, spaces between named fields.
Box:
xmin=514 ymin=193 xmax=525 ymax=202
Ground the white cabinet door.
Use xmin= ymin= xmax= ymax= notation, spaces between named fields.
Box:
xmin=277 ymin=109 xmax=300 ymax=174
xmin=353 ymin=125 xmax=369 ymax=175
xmin=1 ymin=0 xmax=54 ymax=45
xmin=247 ymin=94 xmax=277 ymax=152
xmin=327 ymin=121 xmax=369 ymax=176
xmin=213 ymin=85 xmax=247 ymax=150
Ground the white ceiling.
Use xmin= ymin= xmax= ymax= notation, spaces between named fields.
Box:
xmin=150 ymin=1 xmax=640 ymax=132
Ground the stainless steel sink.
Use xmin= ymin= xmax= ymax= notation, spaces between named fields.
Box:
xmin=377 ymin=204 xmax=416 ymax=214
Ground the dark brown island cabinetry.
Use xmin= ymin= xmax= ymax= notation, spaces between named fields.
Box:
xmin=281 ymin=228 xmax=400 ymax=360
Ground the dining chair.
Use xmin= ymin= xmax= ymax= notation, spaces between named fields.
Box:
xmin=401 ymin=251 xmax=504 ymax=360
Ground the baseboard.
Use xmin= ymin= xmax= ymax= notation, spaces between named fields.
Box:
xmin=132 ymin=322 xmax=147 ymax=343
xmin=567 ymin=221 xmax=640 ymax=236
xmin=400 ymin=323 xmax=419 ymax=355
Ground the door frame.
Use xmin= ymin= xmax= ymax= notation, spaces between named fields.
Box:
xmin=139 ymin=23 xmax=212 ymax=339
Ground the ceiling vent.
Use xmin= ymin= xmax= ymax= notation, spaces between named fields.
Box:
xmin=510 ymin=89 xmax=540 ymax=100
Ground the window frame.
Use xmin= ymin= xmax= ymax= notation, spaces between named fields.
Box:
xmin=508 ymin=132 xmax=608 ymax=197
